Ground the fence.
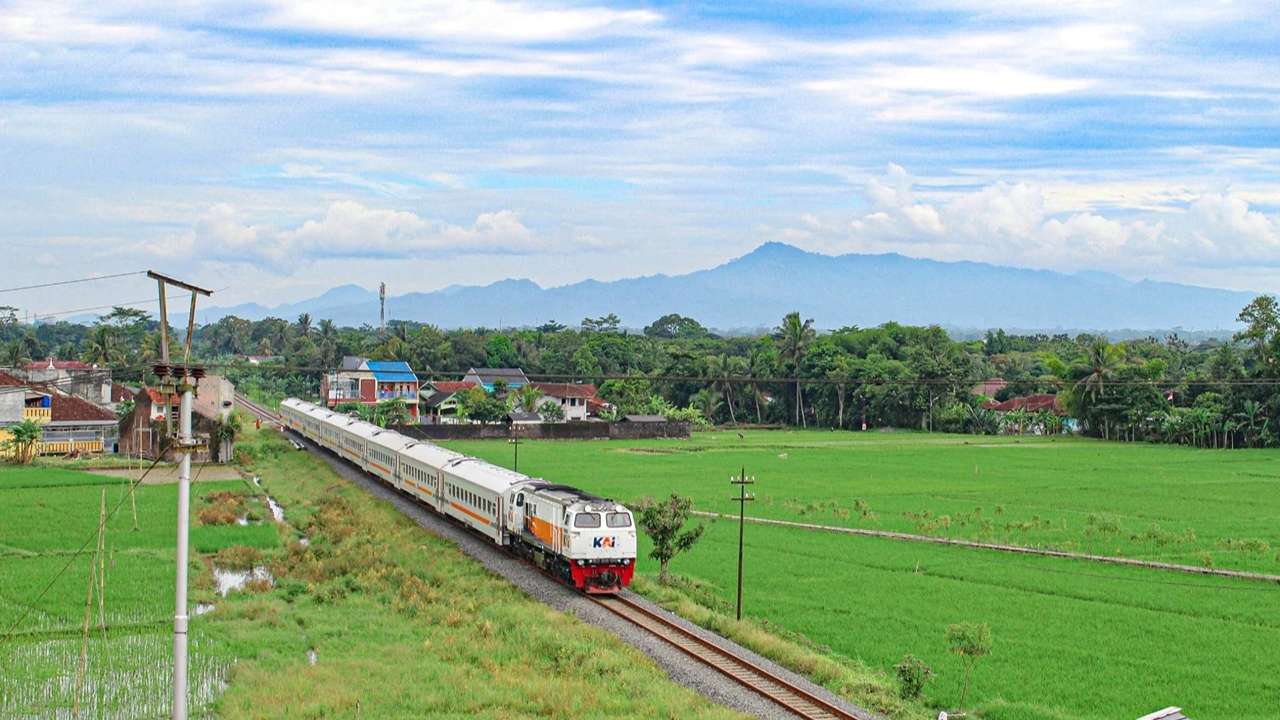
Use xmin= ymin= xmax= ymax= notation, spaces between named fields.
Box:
xmin=393 ymin=420 xmax=691 ymax=441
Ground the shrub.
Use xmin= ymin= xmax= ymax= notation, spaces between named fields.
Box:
xmin=894 ymin=654 xmax=933 ymax=699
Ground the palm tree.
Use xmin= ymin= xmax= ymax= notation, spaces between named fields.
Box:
xmin=826 ymin=357 xmax=854 ymax=429
xmin=82 ymin=324 xmax=122 ymax=366
xmin=1078 ymin=339 xmax=1123 ymax=400
xmin=296 ymin=313 xmax=313 ymax=338
xmin=317 ymin=319 xmax=338 ymax=367
xmin=704 ymin=354 xmax=739 ymax=425
xmin=776 ymin=312 xmax=816 ymax=427
xmin=746 ymin=350 xmax=770 ymax=424
xmin=1238 ymin=399 xmax=1265 ymax=448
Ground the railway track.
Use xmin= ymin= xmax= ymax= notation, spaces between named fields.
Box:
xmin=591 ymin=594 xmax=865 ymax=720
xmin=236 ymin=394 xmax=279 ymax=424
xmin=244 ymin=392 xmax=867 ymax=720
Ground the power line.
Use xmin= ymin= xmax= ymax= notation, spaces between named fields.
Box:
xmin=0 ymin=271 xmax=146 ymax=296
xmin=160 ymin=362 xmax=1280 ymax=388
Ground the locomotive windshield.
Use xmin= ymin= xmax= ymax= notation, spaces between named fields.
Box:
xmin=573 ymin=512 xmax=601 ymax=528
xmin=606 ymin=512 xmax=631 ymax=528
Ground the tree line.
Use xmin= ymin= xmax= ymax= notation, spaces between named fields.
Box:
xmin=3 ymin=298 xmax=1279 ymax=448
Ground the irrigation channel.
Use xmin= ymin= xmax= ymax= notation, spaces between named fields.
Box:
xmin=234 ymin=395 xmax=874 ymax=720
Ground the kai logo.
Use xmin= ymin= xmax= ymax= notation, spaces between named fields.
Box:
xmin=592 ymin=536 xmax=617 ymax=549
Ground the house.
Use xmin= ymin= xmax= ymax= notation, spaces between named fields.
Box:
xmin=21 ymin=356 xmax=114 ymax=406
xmin=463 ymin=367 xmax=529 ymax=392
xmin=41 ymin=392 xmax=119 ymax=454
xmin=982 ymin=394 xmax=1062 ymax=414
xmin=421 ymin=380 xmax=476 ymax=424
xmin=117 ymin=375 xmax=238 ymax=462
xmin=530 ymin=382 xmax=598 ymax=422
xmin=0 ymin=372 xmax=118 ymax=456
xmin=321 ymin=357 xmax=420 ymax=421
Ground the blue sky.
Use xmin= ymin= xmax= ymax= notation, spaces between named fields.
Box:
xmin=2 ymin=0 xmax=1279 ymax=317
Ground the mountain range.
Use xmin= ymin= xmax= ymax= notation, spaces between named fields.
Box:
xmin=196 ymin=243 xmax=1254 ymax=333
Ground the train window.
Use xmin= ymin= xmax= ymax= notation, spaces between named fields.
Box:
xmin=606 ymin=512 xmax=632 ymax=528
xmin=573 ymin=513 xmax=601 ymax=529
xmin=515 ymin=493 xmax=524 ymax=507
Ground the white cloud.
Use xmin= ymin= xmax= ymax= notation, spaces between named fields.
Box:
xmin=260 ymin=0 xmax=660 ymax=43
xmin=795 ymin=165 xmax=1280 ymax=276
xmin=150 ymin=201 xmax=555 ymax=272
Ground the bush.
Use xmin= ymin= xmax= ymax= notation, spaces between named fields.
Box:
xmin=894 ymin=654 xmax=934 ymax=699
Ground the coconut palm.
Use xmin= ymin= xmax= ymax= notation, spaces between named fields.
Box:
xmin=296 ymin=313 xmax=313 ymax=338
xmin=82 ymin=324 xmax=123 ymax=366
xmin=776 ymin=312 xmax=816 ymax=426
xmin=704 ymin=354 xmax=740 ymax=425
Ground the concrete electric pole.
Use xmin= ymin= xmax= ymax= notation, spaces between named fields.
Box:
xmin=148 ymin=271 xmax=211 ymax=720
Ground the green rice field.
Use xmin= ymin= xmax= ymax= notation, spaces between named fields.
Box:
xmin=0 ymin=466 xmax=278 ymax=717
xmin=447 ymin=429 xmax=1280 ymax=719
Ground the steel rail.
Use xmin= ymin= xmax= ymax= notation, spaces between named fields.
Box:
xmin=590 ymin=594 xmax=866 ymax=720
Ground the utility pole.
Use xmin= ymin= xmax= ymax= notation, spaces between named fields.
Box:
xmin=379 ymin=282 xmax=386 ymax=338
xmin=148 ymin=271 xmax=211 ymax=720
xmin=730 ymin=467 xmax=755 ymax=621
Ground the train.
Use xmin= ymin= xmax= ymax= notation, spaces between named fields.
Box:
xmin=278 ymin=398 xmax=637 ymax=593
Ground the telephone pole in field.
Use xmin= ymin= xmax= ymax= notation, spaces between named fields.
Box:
xmin=730 ymin=467 xmax=755 ymax=621
xmin=149 ymin=271 xmax=211 ymax=720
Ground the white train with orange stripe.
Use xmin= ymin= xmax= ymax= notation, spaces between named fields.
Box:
xmin=279 ymin=398 xmax=636 ymax=593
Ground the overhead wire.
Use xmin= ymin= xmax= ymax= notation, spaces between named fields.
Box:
xmin=0 ymin=271 xmax=147 ymax=295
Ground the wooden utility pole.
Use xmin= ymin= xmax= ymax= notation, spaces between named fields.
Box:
xmin=730 ymin=467 xmax=755 ymax=621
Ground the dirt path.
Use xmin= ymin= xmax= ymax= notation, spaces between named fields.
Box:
xmin=693 ymin=511 xmax=1280 ymax=584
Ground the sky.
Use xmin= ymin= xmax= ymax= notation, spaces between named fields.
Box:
xmin=3 ymin=0 xmax=1279 ymax=319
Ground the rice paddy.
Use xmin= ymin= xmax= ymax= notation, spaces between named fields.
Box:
xmin=447 ymin=429 xmax=1280 ymax=719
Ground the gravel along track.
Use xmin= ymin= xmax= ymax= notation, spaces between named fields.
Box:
xmin=242 ymin=399 xmax=876 ymax=720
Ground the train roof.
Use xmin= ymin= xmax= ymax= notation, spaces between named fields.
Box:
xmin=401 ymin=441 xmax=466 ymax=468
xmin=343 ymin=420 xmax=384 ymax=440
xmin=367 ymin=428 xmax=417 ymax=451
xmin=280 ymin=398 xmax=310 ymax=412
xmin=526 ymin=482 xmax=612 ymax=505
xmin=445 ymin=457 xmax=533 ymax=495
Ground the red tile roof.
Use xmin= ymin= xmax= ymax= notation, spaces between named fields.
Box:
xmin=25 ymin=357 xmax=94 ymax=371
xmin=983 ymin=394 xmax=1062 ymax=414
xmin=429 ymin=381 xmax=479 ymax=394
xmin=0 ymin=371 xmax=24 ymax=387
xmin=50 ymin=394 xmax=116 ymax=423
xmin=532 ymin=382 xmax=598 ymax=399
xmin=144 ymin=388 xmax=182 ymax=406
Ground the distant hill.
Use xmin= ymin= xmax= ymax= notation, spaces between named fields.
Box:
xmin=196 ymin=243 xmax=1255 ymax=332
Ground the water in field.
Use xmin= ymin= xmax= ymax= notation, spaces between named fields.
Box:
xmin=266 ymin=496 xmax=284 ymax=522
xmin=212 ymin=565 xmax=274 ymax=596
xmin=0 ymin=632 xmax=228 ymax=719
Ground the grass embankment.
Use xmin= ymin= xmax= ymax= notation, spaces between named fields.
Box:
xmin=211 ymin=427 xmax=744 ymax=718
xmin=448 ymin=429 xmax=1280 ymax=719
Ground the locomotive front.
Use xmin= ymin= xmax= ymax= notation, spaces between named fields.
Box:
xmin=562 ymin=501 xmax=637 ymax=593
